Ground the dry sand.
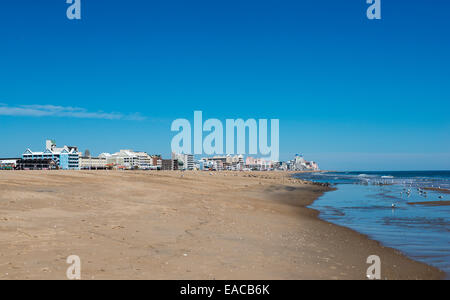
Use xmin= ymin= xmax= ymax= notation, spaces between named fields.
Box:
xmin=0 ymin=170 xmax=444 ymax=280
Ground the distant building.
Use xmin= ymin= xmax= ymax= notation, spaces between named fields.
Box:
xmin=306 ymin=161 xmax=319 ymax=171
xmin=290 ymin=154 xmax=319 ymax=171
xmin=196 ymin=160 xmax=205 ymax=171
xmin=16 ymin=159 xmax=58 ymax=170
xmin=293 ymin=154 xmax=306 ymax=170
xmin=245 ymin=156 xmax=275 ymax=171
xmin=206 ymin=156 xmax=228 ymax=164
xmin=161 ymin=159 xmax=178 ymax=171
xmin=196 ymin=155 xmax=247 ymax=171
xmin=135 ymin=151 xmax=153 ymax=170
xmin=226 ymin=154 xmax=244 ymax=170
xmin=22 ymin=140 xmax=80 ymax=170
xmin=172 ymin=152 xmax=194 ymax=170
xmin=201 ymin=156 xmax=228 ymax=171
xmin=79 ymin=157 xmax=107 ymax=170
xmin=0 ymin=158 xmax=20 ymax=170
xmin=99 ymin=150 xmax=154 ymax=170
xmin=150 ymin=155 xmax=161 ymax=168
xmin=109 ymin=150 xmax=139 ymax=169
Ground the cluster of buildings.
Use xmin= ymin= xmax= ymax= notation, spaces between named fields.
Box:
xmin=197 ymin=155 xmax=245 ymax=171
xmin=282 ymin=154 xmax=320 ymax=171
xmin=0 ymin=140 xmax=320 ymax=172
xmin=0 ymin=140 xmax=195 ymax=171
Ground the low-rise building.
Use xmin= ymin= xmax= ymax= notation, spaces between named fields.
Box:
xmin=0 ymin=158 xmax=20 ymax=170
xmin=245 ymin=157 xmax=274 ymax=171
xmin=79 ymin=157 xmax=108 ymax=170
xmin=100 ymin=150 xmax=154 ymax=170
xmin=16 ymin=158 xmax=58 ymax=170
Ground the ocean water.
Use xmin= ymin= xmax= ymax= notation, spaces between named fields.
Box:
xmin=294 ymin=171 xmax=450 ymax=278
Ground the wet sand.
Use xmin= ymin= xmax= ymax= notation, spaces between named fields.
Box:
xmin=407 ymin=201 xmax=450 ymax=206
xmin=424 ymin=187 xmax=450 ymax=194
xmin=0 ymin=171 xmax=444 ymax=280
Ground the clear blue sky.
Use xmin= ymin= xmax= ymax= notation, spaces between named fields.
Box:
xmin=0 ymin=0 xmax=449 ymax=170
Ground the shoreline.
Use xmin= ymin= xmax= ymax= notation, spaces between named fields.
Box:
xmin=295 ymin=173 xmax=446 ymax=280
xmin=0 ymin=170 xmax=444 ymax=279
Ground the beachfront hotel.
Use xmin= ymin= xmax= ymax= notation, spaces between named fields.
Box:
xmin=21 ymin=140 xmax=81 ymax=170
xmin=97 ymin=150 xmax=156 ymax=170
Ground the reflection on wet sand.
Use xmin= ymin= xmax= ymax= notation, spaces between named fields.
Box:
xmin=423 ymin=187 xmax=450 ymax=195
xmin=408 ymin=201 xmax=450 ymax=206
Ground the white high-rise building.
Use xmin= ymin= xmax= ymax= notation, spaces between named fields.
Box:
xmin=293 ymin=154 xmax=307 ymax=170
xmin=172 ymin=152 xmax=194 ymax=170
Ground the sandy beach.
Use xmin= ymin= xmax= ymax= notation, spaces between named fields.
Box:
xmin=0 ymin=171 xmax=444 ymax=280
